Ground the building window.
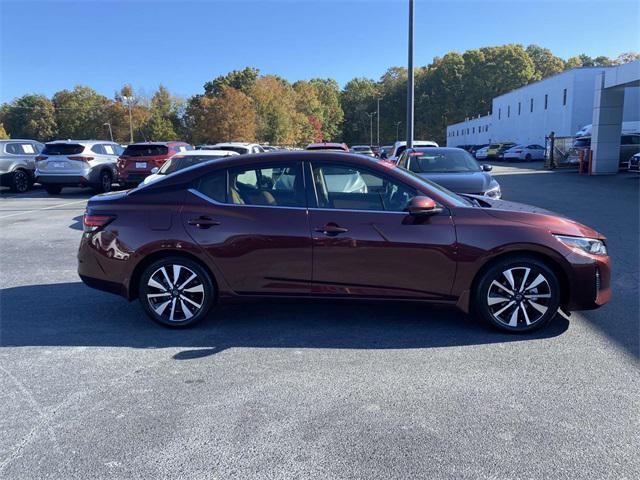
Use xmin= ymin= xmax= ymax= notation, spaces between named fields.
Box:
xmin=563 ymin=88 xmax=567 ymax=106
xmin=518 ymin=102 xmax=521 ymax=115
xmin=507 ymin=105 xmax=510 ymax=117
xmin=530 ymin=98 xmax=534 ymax=113
xmin=498 ymin=108 xmax=501 ymax=120
xmin=472 ymin=127 xmax=475 ymax=133
xmin=544 ymin=94 xmax=548 ymax=110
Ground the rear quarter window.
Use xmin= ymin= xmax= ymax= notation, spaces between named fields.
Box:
xmin=194 ymin=170 xmax=226 ymax=203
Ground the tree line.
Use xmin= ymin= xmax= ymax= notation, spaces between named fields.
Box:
xmin=1 ymin=46 xmax=637 ymax=146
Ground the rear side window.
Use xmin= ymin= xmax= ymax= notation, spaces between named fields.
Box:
xmin=229 ymin=162 xmax=305 ymax=207
xmin=122 ymin=145 xmax=169 ymax=157
xmin=103 ymin=144 xmax=116 ymax=155
xmin=195 ymin=170 xmax=226 ymax=203
xmin=5 ymin=142 xmax=37 ymax=154
xmin=42 ymin=143 xmax=84 ymax=155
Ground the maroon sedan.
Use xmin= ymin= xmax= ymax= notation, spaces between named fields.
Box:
xmin=78 ymin=152 xmax=611 ymax=332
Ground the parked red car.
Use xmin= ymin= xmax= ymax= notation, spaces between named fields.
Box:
xmin=79 ymin=152 xmax=610 ymax=332
xmin=117 ymin=141 xmax=192 ymax=186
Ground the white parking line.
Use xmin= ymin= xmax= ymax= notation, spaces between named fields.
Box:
xmin=0 ymin=199 xmax=88 ymax=220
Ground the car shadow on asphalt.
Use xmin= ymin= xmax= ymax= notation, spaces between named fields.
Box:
xmin=0 ymin=282 xmax=569 ymax=358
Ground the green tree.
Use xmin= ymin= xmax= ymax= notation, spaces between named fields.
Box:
xmin=53 ymin=86 xmax=112 ymax=139
xmin=1 ymin=94 xmax=57 ymax=140
xmin=144 ymin=85 xmax=178 ymax=140
xmin=526 ymin=45 xmax=566 ymax=80
xmin=309 ymin=78 xmax=344 ymax=141
xmin=204 ymin=67 xmax=259 ymax=97
xmin=341 ymin=77 xmax=378 ymax=144
xmin=616 ymin=52 xmax=640 ymax=64
xmin=251 ymin=75 xmax=297 ymax=144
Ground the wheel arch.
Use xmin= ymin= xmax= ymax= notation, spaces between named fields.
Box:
xmin=461 ymin=248 xmax=570 ymax=314
xmin=128 ymin=249 xmax=219 ymax=302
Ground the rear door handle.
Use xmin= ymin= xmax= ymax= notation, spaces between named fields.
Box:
xmin=315 ymin=224 xmax=349 ymax=236
xmin=188 ymin=216 xmax=220 ymax=229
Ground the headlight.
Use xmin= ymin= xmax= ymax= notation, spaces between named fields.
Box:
xmin=484 ymin=184 xmax=501 ymax=199
xmin=554 ymin=235 xmax=607 ymax=256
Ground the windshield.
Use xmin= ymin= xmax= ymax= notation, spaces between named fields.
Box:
xmin=210 ymin=146 xmax=249 ymax=154
xmin=158 ymin=155 xmax=221 ymax=175
xmin=407 ymin=149 xmax=481 ymax=173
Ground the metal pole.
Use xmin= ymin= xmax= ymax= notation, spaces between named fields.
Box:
xmin=406 ymin=0 xmax=414 ymax=148
xmin=376 ymin=97 xmax=381 ymax=147
xmin=103 ymin=123 xmax=113 ymax=142
xmin=395 ymin=121 xmax=401 ymax=141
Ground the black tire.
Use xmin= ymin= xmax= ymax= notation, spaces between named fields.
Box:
xmin=474 ymin=256 xmax=560 ymax=333
xmin=95 ymin=170 xmax=113 ymax=193
xmin=139 ymin=256 xmax=215 ymax=328
xmin=9 ymin=169 xmax=31 ymax=193
xmin=44 ymin=184 xmax=62 ymax=195
xmin=525 ymin=153 xmax=532 ymax=161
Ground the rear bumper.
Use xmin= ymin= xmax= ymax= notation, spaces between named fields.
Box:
xmin=37 ymin=174 xmax=89 ymax=186
xmin=118 ymin=171 xmax=150 ymax=184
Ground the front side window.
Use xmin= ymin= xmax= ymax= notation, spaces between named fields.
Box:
xmin=312 ymin=162 xmax=416 ymax=212
xmin=229 ymin=162 xmax=305 ymax=207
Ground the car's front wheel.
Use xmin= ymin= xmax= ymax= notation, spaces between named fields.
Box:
xmin=475 ymin=256 xmax=561 ymax=333
xmin=139 ymin=256 xmax=215 ymax=328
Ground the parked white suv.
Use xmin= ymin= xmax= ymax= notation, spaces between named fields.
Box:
xmin=387 ymin=140 xmax=438 ymax=162
xmin=197 ymin=142 xmax=264 ymax=155
xmin=36 ymin=140 xmax=124 ymax=195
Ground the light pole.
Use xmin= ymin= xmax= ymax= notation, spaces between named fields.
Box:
xmin=365 ymin=112 xmax=376 ymax=146
xmin=122 ymin=96 xmax=135 ymax=144
xmin=395 ymin=121 xmax=402 ymax=141
xmin=406 ymin=0 xmax=414 ymax=148
xmin=103 ymin=122 xmax=113 ymax=142
xmin=376 ymin=97 xmax=382 ymax=147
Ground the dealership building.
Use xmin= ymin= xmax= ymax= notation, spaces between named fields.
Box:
xmin=446 ymin=61 xmax=640 ymax=173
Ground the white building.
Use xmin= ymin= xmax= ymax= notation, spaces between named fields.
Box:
xmin=446 ymin=64 xmax=640 ymax=151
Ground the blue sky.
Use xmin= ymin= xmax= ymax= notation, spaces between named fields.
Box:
xmin=1 ymin=0 xmax=638 ymax=102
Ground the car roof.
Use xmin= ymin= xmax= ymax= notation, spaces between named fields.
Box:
xmin=175 ymin=150 xmax=239 ymax=157
xmin=127 ymin=141 xmax=190 ymax=146
xmin=306 ymin=142 xmax=348 ymax=149
xmin=0 ymin=139 xmax=41 ymax=143
xmin=408 ymin=147 xmax=467 ymax=153
xmin=211 ymin=142 xmax=257 ymax=147
xmin=46 ymin=140 xmax=117 ymax=145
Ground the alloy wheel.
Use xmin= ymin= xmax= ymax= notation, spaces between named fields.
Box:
xmin=13 ymin=170 xmax=29 ymax=193
xmin=146 ymin=264 xmax=205 ymax=323
xmin=486 ymin=266 xmax=553 ymax=328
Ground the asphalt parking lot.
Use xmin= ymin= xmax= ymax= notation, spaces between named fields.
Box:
xmin=1 ymin=166 xmax=638 ymax=479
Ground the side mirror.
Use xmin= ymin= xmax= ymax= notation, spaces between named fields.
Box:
xmin=482 ymin=164 xmax=492 ymax=171
xmin=406 ymin=196 xmax=442 ymax=216
xmin=151 ymin=167 xmax=159 ymax=174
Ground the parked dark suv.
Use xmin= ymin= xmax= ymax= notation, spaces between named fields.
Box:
xmin=117 ymin=142 xmax=192 ymax=186
xmin=79 ymin=151 xmax=610 ymax=333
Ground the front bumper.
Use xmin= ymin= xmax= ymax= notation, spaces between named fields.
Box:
xmin=564 ymin=251 xmax=611 ymax=310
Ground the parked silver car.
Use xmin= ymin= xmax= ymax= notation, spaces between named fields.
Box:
xmin=36 ymin=140 xmax=124 ymax=195
xmin=0 ymin=139 xmax=44 ymax=192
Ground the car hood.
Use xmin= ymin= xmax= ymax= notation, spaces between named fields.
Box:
xmin=477 ymin=196 xmax=604 ymax=239
xmin=417 ymin=171 xmax=494 ymax=194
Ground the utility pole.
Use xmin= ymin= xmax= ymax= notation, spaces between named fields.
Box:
xmin=103 ymin=122 xmax=113 ymax=142
xmin=122 ymin=96 xmax=135 ymax=144
xmin=365 ymin=112 xmax=376 ymax=147
xmin=406 ymin=0 xmax=414 ymax=148
xmin=376 ymin=97 xmax=381 ymax=147
xmin=395 ymin=121 xmax=402 ymax=141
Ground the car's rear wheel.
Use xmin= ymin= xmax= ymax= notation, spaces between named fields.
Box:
xmin=139 ymin=256 xmax=214 ymax=328
xmin=44 ymin=185 xmax=62 ymax=195
xmin=525 ymin=153 xmax=532 ymax=161
xmin=475 ymin=256 xmax=560 ymax=333
xmin=95 ymin=170 xmax=113 ymax=193
xmin=10 ymin=169 xmax=31 ymax=193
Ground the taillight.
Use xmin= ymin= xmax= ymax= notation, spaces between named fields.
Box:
xmin=83 ymin=214 xmax=115 ymax=232
xmin=68 ymin=156 xmax=94 ymax=162
xmin=35 ymin=155 xmax=48 ymax=161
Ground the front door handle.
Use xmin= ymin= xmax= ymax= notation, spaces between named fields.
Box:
xmin=188 ymin=216 xmax=220 ymax=229
xmin=315 ymin=224 xmax=349 ymax=236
